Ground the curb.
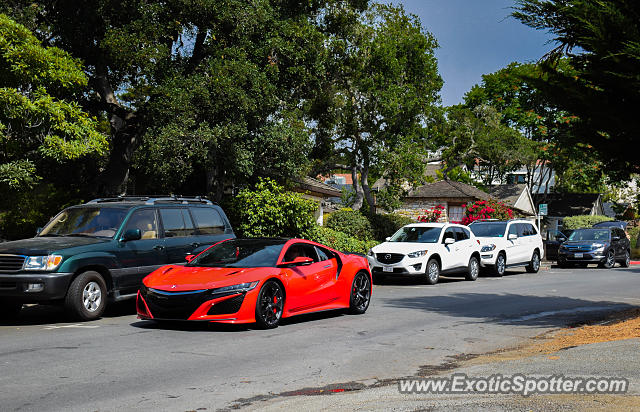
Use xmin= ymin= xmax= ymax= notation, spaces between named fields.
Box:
xmin=631 ymin=261 xmax=640 ymax=265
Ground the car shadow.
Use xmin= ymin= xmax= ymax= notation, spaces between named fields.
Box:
xmin=0 ymin=300 xmax=137 ymax=327
xmin=374 ymin=276 xmax=468 ymax=286
xmin=382 ymin=292 xmax=637 ymax=328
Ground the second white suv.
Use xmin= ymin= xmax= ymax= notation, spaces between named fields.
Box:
xmin=468 ymin=219 xmax=544 ymax=276
xmin=367 ymin=223 xmax=482 ymax=285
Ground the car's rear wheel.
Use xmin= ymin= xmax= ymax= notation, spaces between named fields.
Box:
xmin=0 ymin=300 xmax=22 ymax=320
xmin=349 ymin=272 xmax=371 ymax=315
xmin=65 ymin=271 xmax=107 ymax=321
xmin=526 ymin=251 xmax=541 ymax=273
xmin=466 ymin=256 xmax=479 ymax=281
xmin=621 ymin=250 xmax=631 ymax=268
xmin=493 ymin=253 xmax=506 ymax=277
xmin=255 ymin=280 xmax=284 ymax=329
xmin=424 ymin=259 xmax=440 ymax=285
xmin=599 ymin=250 xmax=616 ymax=269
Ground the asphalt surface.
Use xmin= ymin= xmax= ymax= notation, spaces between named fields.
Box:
xmin=1 ymin=265 xmax=639 ymax=411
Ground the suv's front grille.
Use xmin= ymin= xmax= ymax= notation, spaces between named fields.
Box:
xmin=376 ymin=253 xmax=404 ymax=264
xmin=0 ymin=255 xmax=25 ymax=272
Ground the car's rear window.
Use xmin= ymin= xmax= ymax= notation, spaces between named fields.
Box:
xmin=190 ymin=207 xmax=225 ymax=235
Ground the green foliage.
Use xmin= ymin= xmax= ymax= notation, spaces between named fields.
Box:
xmin=629 ymin=226 xmax=640 ymax=249
xmin=325 ymin=208 xmax=373 ymax=241
xmin=0 ymin=14 xmax=106 ymax=191
xmin=303 ymin=225 xmax=378 ymax=254
xmin=562 ymin=215 xmax=613 ymax=230
xmin=513 ymin=0 xmax=640 ymax=181
xmin=229 ymin=178 xmax=318 ymax=238
xmin=366 ymin=213 xmax=414 ymax=241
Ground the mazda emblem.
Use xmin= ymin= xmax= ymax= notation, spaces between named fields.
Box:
xmin=385 ymin=254 xmax=391 ymax=260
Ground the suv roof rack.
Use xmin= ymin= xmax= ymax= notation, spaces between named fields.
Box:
xmin=86 ymin=195 xmax=214 ymax=205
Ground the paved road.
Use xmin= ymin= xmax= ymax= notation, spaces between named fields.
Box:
xmin=1 ymin=266 xmax=639 ymax=411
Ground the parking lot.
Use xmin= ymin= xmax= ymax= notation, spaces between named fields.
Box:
xmin=1 ymin=265 xmax=639 ymax=411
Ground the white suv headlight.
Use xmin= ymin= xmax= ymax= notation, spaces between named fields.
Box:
xmin=23 ymin=255 xmax=63 ymax=271
xmin=407 ymin=250 xmax=428 ymax=258
xmin=481 ymin=244 xmax=496 ymax=252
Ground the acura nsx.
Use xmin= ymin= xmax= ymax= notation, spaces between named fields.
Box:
xmin=136 ymin=238 xmax=372 ymax=328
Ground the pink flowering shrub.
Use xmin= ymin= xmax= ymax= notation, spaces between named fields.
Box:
xmin=461 ymin=200 xmax=513 ymax=225
xmin=418 ymin=204 xmax=445 ymax=222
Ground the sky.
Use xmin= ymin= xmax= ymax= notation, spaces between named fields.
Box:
xmin=398 ymin=0 xmax=555 ymax=107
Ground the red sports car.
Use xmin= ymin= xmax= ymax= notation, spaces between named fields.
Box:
xmin=136 ymin=238 xmax=372 ymax=328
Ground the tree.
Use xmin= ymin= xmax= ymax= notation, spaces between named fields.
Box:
xmin=513 ymin=0 xmax=640 ymax=181
xmin=2 ymin=1 xmax=362 ymax=198
xmin=0 ymin=14 xmax=106 ymax=193
xmin=311 ymin=3 xmax=443 ymax=213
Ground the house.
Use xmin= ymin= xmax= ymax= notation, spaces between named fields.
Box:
xmin=532 ymin=193 xmax=604 ymax=232
xmin=395 ymin=180 xmax=490 ymax=222
xmin=294 ymin=177 xmax=342 ymax=225
xmin=488 ymin=184 xmax=537 ymax=217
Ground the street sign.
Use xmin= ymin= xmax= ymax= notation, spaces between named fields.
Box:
xmin=539 ymin=203 xmax=548 ymax=216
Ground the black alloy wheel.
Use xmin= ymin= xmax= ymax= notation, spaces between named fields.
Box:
xmin=255 ymin=280 xmax=284 ymax=329
xmin=349 ymin=272 xmax=371 ymax=315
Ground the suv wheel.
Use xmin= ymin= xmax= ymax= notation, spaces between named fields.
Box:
xmin=65 ymin=271 xmax=107 ymax=321
xmin=621 ymin=250 xmax=630 ymax=268
xmin=599 ymin=250 xmax=616 ymax=269
xmin=525 ymin=251 xmax=540 ymax=273
xmin=466 ymin=256 xmax=479 ymax=281
xmin=424 ymin=259 xmax=440 ymax=285
xmin=494 ymin=253 xmax=506 ymax=277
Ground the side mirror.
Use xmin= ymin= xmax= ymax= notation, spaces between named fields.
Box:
xmin=508 ymin=233 xmax=518 ymax=240
xmin=444 ymin=237 xmax=455 ymax=245
xmin=121 ymin=228 xmax=142 ymax=242
xmin=612 ymin=236 xmax=620 ymax=241
xmin=385 ymin=237 xmax=391 ymax=241
xmin=280 ymin=256 xmax=314 ymax=267
xmin=185 ymin=254 xmax=196 ymax=263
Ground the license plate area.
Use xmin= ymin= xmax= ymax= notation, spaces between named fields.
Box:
xmin=383 ymin=266 xmax=393 ymax=272
xmin=574 ymin=253 xmax=583 ymax=259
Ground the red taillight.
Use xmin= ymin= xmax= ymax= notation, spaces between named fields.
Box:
xmin=136 ymin=291 xmax=153 ymax=319
xmin=477 ymin=239 xmax=480 ymax=244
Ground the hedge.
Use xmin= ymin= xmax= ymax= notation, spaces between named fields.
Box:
xmin=304 ymin=225 xmax=379 ymax=255
xmin=326 ymin=208 xmax=373 ymax=240
xmin=562 ymin=215 xmax=613 ymax=230
xmin=367 ymin=213 xmax=414 ymax=241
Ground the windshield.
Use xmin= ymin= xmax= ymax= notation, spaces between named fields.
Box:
xmin=389 ymin=226 xmax=442 ymax=243
xmin=39 ymin=207 xmax=128 ymax=238
xmin=469 ymin=222 xmax=508 ymax=238
xmin=189 ymin=239 xmax=286 ymax=268
xmin=568 ymin=229 xmax=610 ymax=242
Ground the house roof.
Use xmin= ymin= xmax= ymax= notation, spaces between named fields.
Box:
xmin=407 ymin=180 xmax=490 ymax=200
xmin=297 ymin=177 xmax=342 ymax=197
xmin=489 ymin=184 xmax=536 ymax=216
xmin=371 ymin=163 xmax=442 ymax=192
xmin=532 ymin=193 xmax=602 ymax=217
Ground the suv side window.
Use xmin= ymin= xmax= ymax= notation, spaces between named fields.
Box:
xmin=517 ymin=223 xmax=528 ymax=237
xmin=124 ymin=209 xmax=159 ymax=239
xmin=508 ymin=224 xmax=518 ymax=238
xmin=190 ymin=207 xmax=225 ymax=235
xmin=160 ymin=208 xmax=195 ymax=238
xmin=443 ymin=228 xmax=456 ymax=242
xmin=454 ymin=227 xmax=469 ymax=241
xmin=528 ymin=223 xmax=538 ymax=236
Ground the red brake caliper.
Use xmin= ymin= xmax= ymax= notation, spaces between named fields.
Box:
xmin=273 ymin=295 xmax=277 ymax=313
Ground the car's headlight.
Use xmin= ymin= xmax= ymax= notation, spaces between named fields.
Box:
xmin=23 ymin=255 xmax=63 ymax=271
xmin=591 ymin=243 xmax=606 ymax=250
xmin=368 ymin=249 xmax=375 ymax=257
xmin=407 ymin=250 xmax=428 ymax=258
xmin=481 ymin=244 xmax=496 ymax=252
xmin=211 ymin=281 xmax=259 ymax=294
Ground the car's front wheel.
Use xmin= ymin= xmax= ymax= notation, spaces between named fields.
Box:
xmin=65 ymin=271 xmax=107 ymax=321
xmin=621 ymin=250 xmax=631 ymax=268
xmin=599 ymin=250 xmax=616 ymax=269
xmin=493 ymin=253 xmax=506 ymax=277
xmin=526 ymin=251 xmax=541 ymax=273
xmin=424 ymin=259 xmax=440 ymax=285
xmin=348 ymin=272 xmax=371 ymax=315
xmin=466 ymin=256 xmax=479 ymax=281
xmin=255 ymin=280 xmax=284 ymax=329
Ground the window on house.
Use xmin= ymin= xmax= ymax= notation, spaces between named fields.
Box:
xmin=448 ymin=205 xmax=464 ymax=223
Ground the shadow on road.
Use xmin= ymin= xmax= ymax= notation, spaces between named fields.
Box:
xmin=382 ymin=292 xmax=638 ymax=327
xmin=0 ymin=300 xmax=136 ymax=327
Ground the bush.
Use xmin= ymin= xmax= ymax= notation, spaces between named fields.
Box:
xmin=461 ymin=199 xmax=513 ymax=225
xmin=325 ymin=208 xmax=373 ymax=240
xmin=562 ymin=215 xmax=613 ymax=230
xmin=367 ymin=213 xmax=414 ymax=241
xmin=304 ymin=225 xmax=379 ymax=254
xmin=629 ymin=226 xmax=640 ymax=249
xmin=417 ymin=204 xmax=445 ymax=223
xmin=228 ymin=178 xmax=318 ymax=238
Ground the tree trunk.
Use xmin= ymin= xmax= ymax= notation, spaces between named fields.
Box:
xmin=361 ymin=163 xmax=375 ymax=215
xmin=351 ymin=164 xmax=364 ymax=210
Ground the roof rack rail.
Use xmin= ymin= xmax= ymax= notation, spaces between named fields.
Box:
xmin=87 ymin=195 xmax=214 ymax=205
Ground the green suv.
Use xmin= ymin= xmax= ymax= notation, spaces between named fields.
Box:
xmin=0 ymin=196 xmax=234 ymax=320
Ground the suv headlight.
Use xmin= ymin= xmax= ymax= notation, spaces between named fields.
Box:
xmin=591 ymin=243 xmax=606 ymax=251
xmin=367 ymin=249 xmax=375 ymax=257
xmin=23 ymin=255 xmax=63 ymax=271
xmin=407 ymin=250 xmax=428 ymax=258
xmin=481 ymin=244 xmax=496 ymax=252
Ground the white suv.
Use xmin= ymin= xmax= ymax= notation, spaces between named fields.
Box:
xmin=468 ymin=219 xmax=544 ymax=276
xmin=367 ymin=223 xmax=482 ymax=285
